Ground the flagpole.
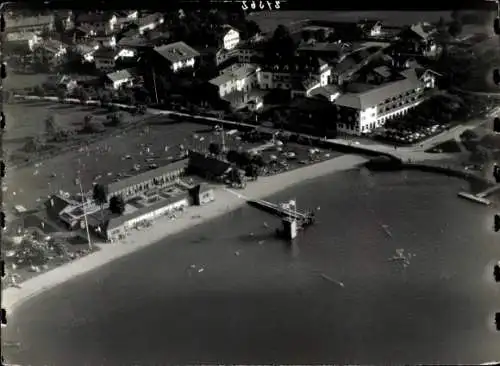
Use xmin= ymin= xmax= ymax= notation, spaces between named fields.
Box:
xmin=78 ymin=179 xmax=92 ymax=251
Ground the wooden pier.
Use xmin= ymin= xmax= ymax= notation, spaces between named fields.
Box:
xmin=457 ymin=183 xmax=500 ymax=206
xmin=247 ymin=199 xmax=316 ymax=240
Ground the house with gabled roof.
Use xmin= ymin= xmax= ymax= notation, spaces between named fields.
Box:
xmin=396 ymin=22 xmax=437 ymax=57
xmin=105 ymin=69 xmax=134 ymax=89
xmin=153 ymin=41 xmax=200 ymax=73
xmin=75 ymin=12 xmax=117 ymax=34
xmin=135 ymin=13 xmax=164 ymax=34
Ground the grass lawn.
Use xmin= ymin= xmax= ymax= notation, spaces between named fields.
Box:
xmin=426 ymin=139 xmax=463 ymax=153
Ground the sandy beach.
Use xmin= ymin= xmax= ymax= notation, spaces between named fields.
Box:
xmin=2 ymin=154 xmax=368 ymax=316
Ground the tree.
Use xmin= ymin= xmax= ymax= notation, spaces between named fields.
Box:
xmin=33 ymin=85 xmax=45 ymax=96
xmin=109 ymin=195 xmax=126 ymax=215
xmin=107 ymin=112 xmax=123 ymax=126
xmin=451 ymin=10 xmax=460 ymax=22
xmin=460 ymin=129 xmax=478 ymax=141
xmin=74 ymin=87 xmax=89 ymax=103
xmin=45 ymin=115 xmax=59 ymax=138
xmin=23 ymin=136 xmax=44 ymax=153
xmin=437 ymin=16 xmax=446 ymax=31
xmin=56 ymin=88 xmax=67 ymax=102
xmin=93 ymin=183 xmax=108 ymax=219
xmin=314 ymin=29 xmax=326 ymax=42
xmin=246 ymin=20 xmax=261 ymax=38
xmin=227 ymin=149 xmax=240 ymax=163
xmin=99 ymin=91 xmax=112 ymax=106
xmin=448 ymin=20 xmax=463 ymax=37
xmin=301 ymin=30 xmax=312 ymax=41
xmin=208 ymin=142 xmax=221 ymax=155
xmin=245 ymin=163 xmax=259 ymax=180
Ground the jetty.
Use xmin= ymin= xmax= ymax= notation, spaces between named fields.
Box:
xmin=247 ymin=199 xmax=316 ymax=240
xmin=458 ymin=183 xmax=500 ymax=206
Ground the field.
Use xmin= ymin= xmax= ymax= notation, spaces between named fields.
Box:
xmin=4 ymin=100 xmax=150 ymax=166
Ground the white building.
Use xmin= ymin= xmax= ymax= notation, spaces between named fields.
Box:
xmin=333 ymin=69 xmax=433 ymax=136
xmin=105 ymin=69 xmax=133 ymax=89
xmin=105 ymin=194 xmax=190 ymax=241
xmin=221 ymin=25 xmax=240 ymax=50
xmin=6 ymin=15 xmax=55 ymax=34
xmin=259 ymin=59 xmax=331 ymax=91
xmin=38 ymin=39 xmax=67 ymax=58
xmin=209 ymin=63 xmax=261 ymax=98
xmin=154 ymin=41 xmax=199 ymax=73
xmin=136 ymin=13 xmax=164 ymax=34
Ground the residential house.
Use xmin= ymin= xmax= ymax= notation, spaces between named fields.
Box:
xmin=358 ymin=19 xmax=383 ymax=37
xmin=92 ymin=47 xmax=136 ymax=72
xmin=45 ymin=194 xmax=76 ymax=221
xmin=331 ymin=45 xmax=384 ymax=85
xmin=153 ymin=41 xmax=200 ymax=73
xmin=72 ymin=25 xmax=97 ymax=42
xmin=309 ymin=84 xmax=341 ymax=102
xmin=291 ymin=77 xmax=322 ymax=99
xmin=396 ymin=23 xmax=437 ymax=57
xmin=333 ymin=67 xmax=432 ymax=136
xmin=209 ymin=63 xmax=261 ymax=98
xmin=59 ymin=10 xmax=74 ymax=30
xmin=235 ymin=40 xmax=266 ymax=63
xmin=93 ymin=47 xmax=118 ymax=71
xmin=43 ymin=75 xmax=79 ymax=92
xmin=75 ymin=12 xmax=117 ymax=34
xmin=297 ymin=41 xmax=347 ymax=63
xmin=106 ymin=158 xmax=188 ymax=200
xmin=259 ymin=56 xmax=331 ymax=92
xmin=114 ymin=10 xmax=139 ymax=29
xmin=105 ymin=69 xmax=134 ymax=89
xmin=5 ymin=32 xmax=40 ymax=52
xmin=94 ymin=31 xmax=117 ymax=48
xmin=6 ymin=15 xmax=55 ymax=34
xmin=135 ymin=13 xmax=164 ymax=34
xmin=33 ymin=39 xmax=68 ymax=65
xmin=75 ymin=43 xmax=99 ymax=63
xmin=221 ymin=25 xmax=240 ymax=50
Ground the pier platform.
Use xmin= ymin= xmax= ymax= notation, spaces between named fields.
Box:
xmin=457 ymin=192 xmax=492 ymax=206
xmin=247 ymin=199 xmax=315 ymax=224
xmin=476 ymin=183 xmax=500 ymax=199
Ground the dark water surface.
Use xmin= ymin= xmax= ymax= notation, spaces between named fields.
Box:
xmin=4 ymin=169 xmax=500 ymax=365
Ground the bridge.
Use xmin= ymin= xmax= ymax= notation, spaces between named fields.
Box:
xmin=247 ymin=199 xmax=314 ymax=223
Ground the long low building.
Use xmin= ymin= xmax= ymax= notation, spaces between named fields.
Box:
xmin=88 ymin=183 xmax=215 ymax=242
xmin=106 ymin=158 xmax=189 ymax=200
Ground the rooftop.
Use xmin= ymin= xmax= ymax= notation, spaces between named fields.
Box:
xmin=309 ymin=84 xmax=340 ymax=99
xmin=107 ymin=191 xmax=189 ymax=230
xmin=93 ymin=47 xmax=117 ymax=59
xmin=76 ymin=12 xmax=115 ymax=24
xmin=106 ymin=158 xmax=189 ymax=194
xmin=106 ymin=69 xmax=132 ymax=82
xmin=6 ymin=15 xmax=54 ymax=30
xmin=209 ymin=64 xmax=259 ymax=86
xmin=154 ymin=41 xmax=200 ymax=63
xmin=136 ymin=13 xmax=163 ymax=28
xmin=334 ymin=71 xmax=421 ymax=110
xmin=6 ymin=32 xmax=37 ymax=42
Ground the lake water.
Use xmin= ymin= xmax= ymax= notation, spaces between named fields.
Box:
xmin=3 ymin=169 xmax=500 ymax=365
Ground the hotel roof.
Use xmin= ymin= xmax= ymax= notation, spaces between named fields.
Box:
xmin=106 ymin=158 xmax=189 ymax=194
xmin=154 ymin=41 xmax=200 ymax=63
xmin=334 ymin=72 xmax=421 ymax=110
xmin=6 ymin=15 xmax=54 ymax=30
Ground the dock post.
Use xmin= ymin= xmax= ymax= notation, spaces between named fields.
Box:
xmin=282 ymin=217 xmax=298 ymax=240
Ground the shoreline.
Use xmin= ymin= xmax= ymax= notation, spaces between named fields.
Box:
xmin=2 ymin=154 xmax=368 ymax=317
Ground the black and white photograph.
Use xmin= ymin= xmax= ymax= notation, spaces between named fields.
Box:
xmin=1 ymin=1 xmax=500 ymax=365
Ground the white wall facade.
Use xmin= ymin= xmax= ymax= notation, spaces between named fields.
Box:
xmin=223 ymin=29 xmax=240 ymax=50
xmin=171 ymin=57 xmax=195 ymax=72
